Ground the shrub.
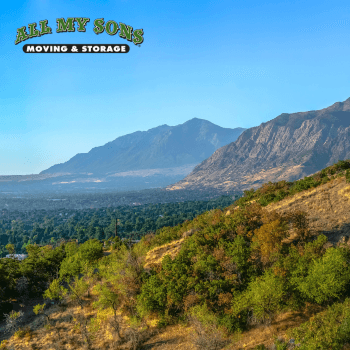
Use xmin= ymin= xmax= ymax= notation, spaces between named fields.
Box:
xmin=59 ymin=239 xmax=103 ymax=279
xmin=273 ymin=337 xmax=288 ymax=350
xmin=346 ymin=169 xmax=350 ymax=183
xmin=137 ymin=274 xmax=167 ymax=317
xmin=232 ymin=269 xmax=286 ymax=325
xmin=33 ymin=303 xmax=51 ymax=325
xmin=43 ymin=278 xmax=68 ymax=302
xmin=288 ymin=298 xmax=350 ymax=349
xmin=3 ymin=310 xmax=24 ymax=334
xmin=78 ymin=239 xmax=103 ymax=261
xmin=92 ymin=284 xmax=122 ymax=339
xmin=251 ymin=216 xmax=288 ymax=265
xmin=295 ymin=247 xmax=350 ymax=304
xmin=59 ymin=255 xmax=82 ymax=279
xmin=188 ymin=304 xmax=229 ymax=350
xmin=0 ymin=340 xmax=8 ymax=349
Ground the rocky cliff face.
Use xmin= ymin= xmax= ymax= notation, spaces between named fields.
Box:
xmin=41 ymin=118 xmax=245 ymax=175
xmin=168 ymin=98 xmax=350 ymax=191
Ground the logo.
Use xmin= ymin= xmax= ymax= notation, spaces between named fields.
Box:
xmin=15 ymin=18 xmax=144 ymax=53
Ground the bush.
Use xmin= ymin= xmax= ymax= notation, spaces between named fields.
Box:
xmin=78 ymin=239 xmax=103 ymax=261
xmin=251 ymin=216 xmax=288 ymax=265
xmin=273 ymin=337 xmax=288 ymax=350
xmin=295 ymin=247 xmax=350 ymax=304
xmin=43 ymin=278 xmax=68 ymax=302
xmin=59 ymin=239 xmax=103 ymax=278
xmin=346 ymin=169 xmax=350 ymax=183
xmin=288 ymin=298 xmax=350 ymax=349
xmin=137 ymin=274 xmax=167 ymax=317
xmin=3 ymin=310 xmax=24 ymax=334
xmin=232 ymin=269 xmax=286 ymax=325
xmin=188 ymin=304 xmax=229 ymax=350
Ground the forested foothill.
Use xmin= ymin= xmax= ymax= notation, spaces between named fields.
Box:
xmin=0 ymin=160 xmax=350 ymax=349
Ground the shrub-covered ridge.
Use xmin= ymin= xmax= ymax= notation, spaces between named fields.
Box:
xmin=2 ymin=160 xmax=350 ymax=349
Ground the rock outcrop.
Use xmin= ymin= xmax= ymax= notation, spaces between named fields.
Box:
xmin=168 ymin=98 xmax=350 ymax=191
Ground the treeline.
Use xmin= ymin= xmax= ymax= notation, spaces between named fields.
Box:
xmin=0 ymin=195 xmax=237 ymax=257
xmin=0 ymin=187 xmax=237 ymax=211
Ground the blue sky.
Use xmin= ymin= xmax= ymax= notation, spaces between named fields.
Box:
xmin=1 ymin=0 xmax=350 ymax=175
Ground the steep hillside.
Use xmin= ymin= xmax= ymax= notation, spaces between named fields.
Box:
xmin=168 ymin=98 xmax=350 ymax=191
xmin=145 ymin=160 xmax=350 ymax=270
xmin=41 ymin=118 xmax=245 ymax=175
xmin=2 ymin=162 xmax=350 ymax=350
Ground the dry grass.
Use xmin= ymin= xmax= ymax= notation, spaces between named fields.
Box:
xmin=266 ymin=177 xmax=350 ymax=244
xmin=143 ymin=238 xmax=185 ymax=272
xmin=3 ymin=177 xmax=350 ymax=349
xmin=2 ymin=297 xmax=145 ymax=350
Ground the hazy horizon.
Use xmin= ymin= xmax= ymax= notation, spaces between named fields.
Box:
xmin=2 ymin=0 xmax=350 ymax=175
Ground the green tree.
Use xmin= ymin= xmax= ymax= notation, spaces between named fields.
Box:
xmin=92 ymin=284 xmax=122 ymax=339
xmin=295 ymin=247 xmax=350 ymax=304
xmin=232 ymin=269 xmax=286 ymax=325
xmin=5 ymin=243 xmax=15 ymax=255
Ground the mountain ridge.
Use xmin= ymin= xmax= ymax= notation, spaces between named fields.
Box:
xmin=41 ymin=118 xmax=245 ymax=175
xmin=168 ymin=97 xmax=350 ymax=191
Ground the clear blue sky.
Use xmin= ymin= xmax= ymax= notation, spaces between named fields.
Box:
xmin=1 ymin=0 xmax=350 ymax=175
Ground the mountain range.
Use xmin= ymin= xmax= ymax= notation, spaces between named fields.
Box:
xmin=41 ymin=118 xmax=245 ymax=175
xmin=0 ymin=119 xmax=245 ymax=193
xmin=168 ymin=98 xmax=350 ymax=191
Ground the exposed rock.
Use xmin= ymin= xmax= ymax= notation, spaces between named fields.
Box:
xmin=168 ymin=98 xmax=350 ymax=191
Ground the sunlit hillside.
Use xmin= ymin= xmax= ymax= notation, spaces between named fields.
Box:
xmin=1 ymin=160 xmax=350 ymax=350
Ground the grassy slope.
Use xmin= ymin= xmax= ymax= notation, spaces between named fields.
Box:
xmin=2 ymin=160 xmax=350 ymax=350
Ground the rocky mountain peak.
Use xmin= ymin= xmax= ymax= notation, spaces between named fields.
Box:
xmin=168 ymin=97 xmax=350 ymax=192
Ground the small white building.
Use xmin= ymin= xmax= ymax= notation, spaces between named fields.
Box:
xmin=5 ymin=254 xmax=28 ymax=261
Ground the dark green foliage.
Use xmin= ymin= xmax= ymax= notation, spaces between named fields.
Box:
xmin=59 ymin=239 xmax=103 ymax=279
xmin=78 ymin=239 xmax=103 ymax=261
xmin=138 ymin=204 xmax=269 ymax=331
xmin=22 ymin=243 xmax=66 ymax=294
xmin=137 ymin=274 xmax=168 ymax=317
xmin=0 ymin=242 xmax=66 ymax=317
xmin=346 ymin=169 xmax=350 ymax=183
xmin=137 ymin=191 xmax=350 ymax=337
xmin=0 ymin=195 xmax=236 ymax=255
